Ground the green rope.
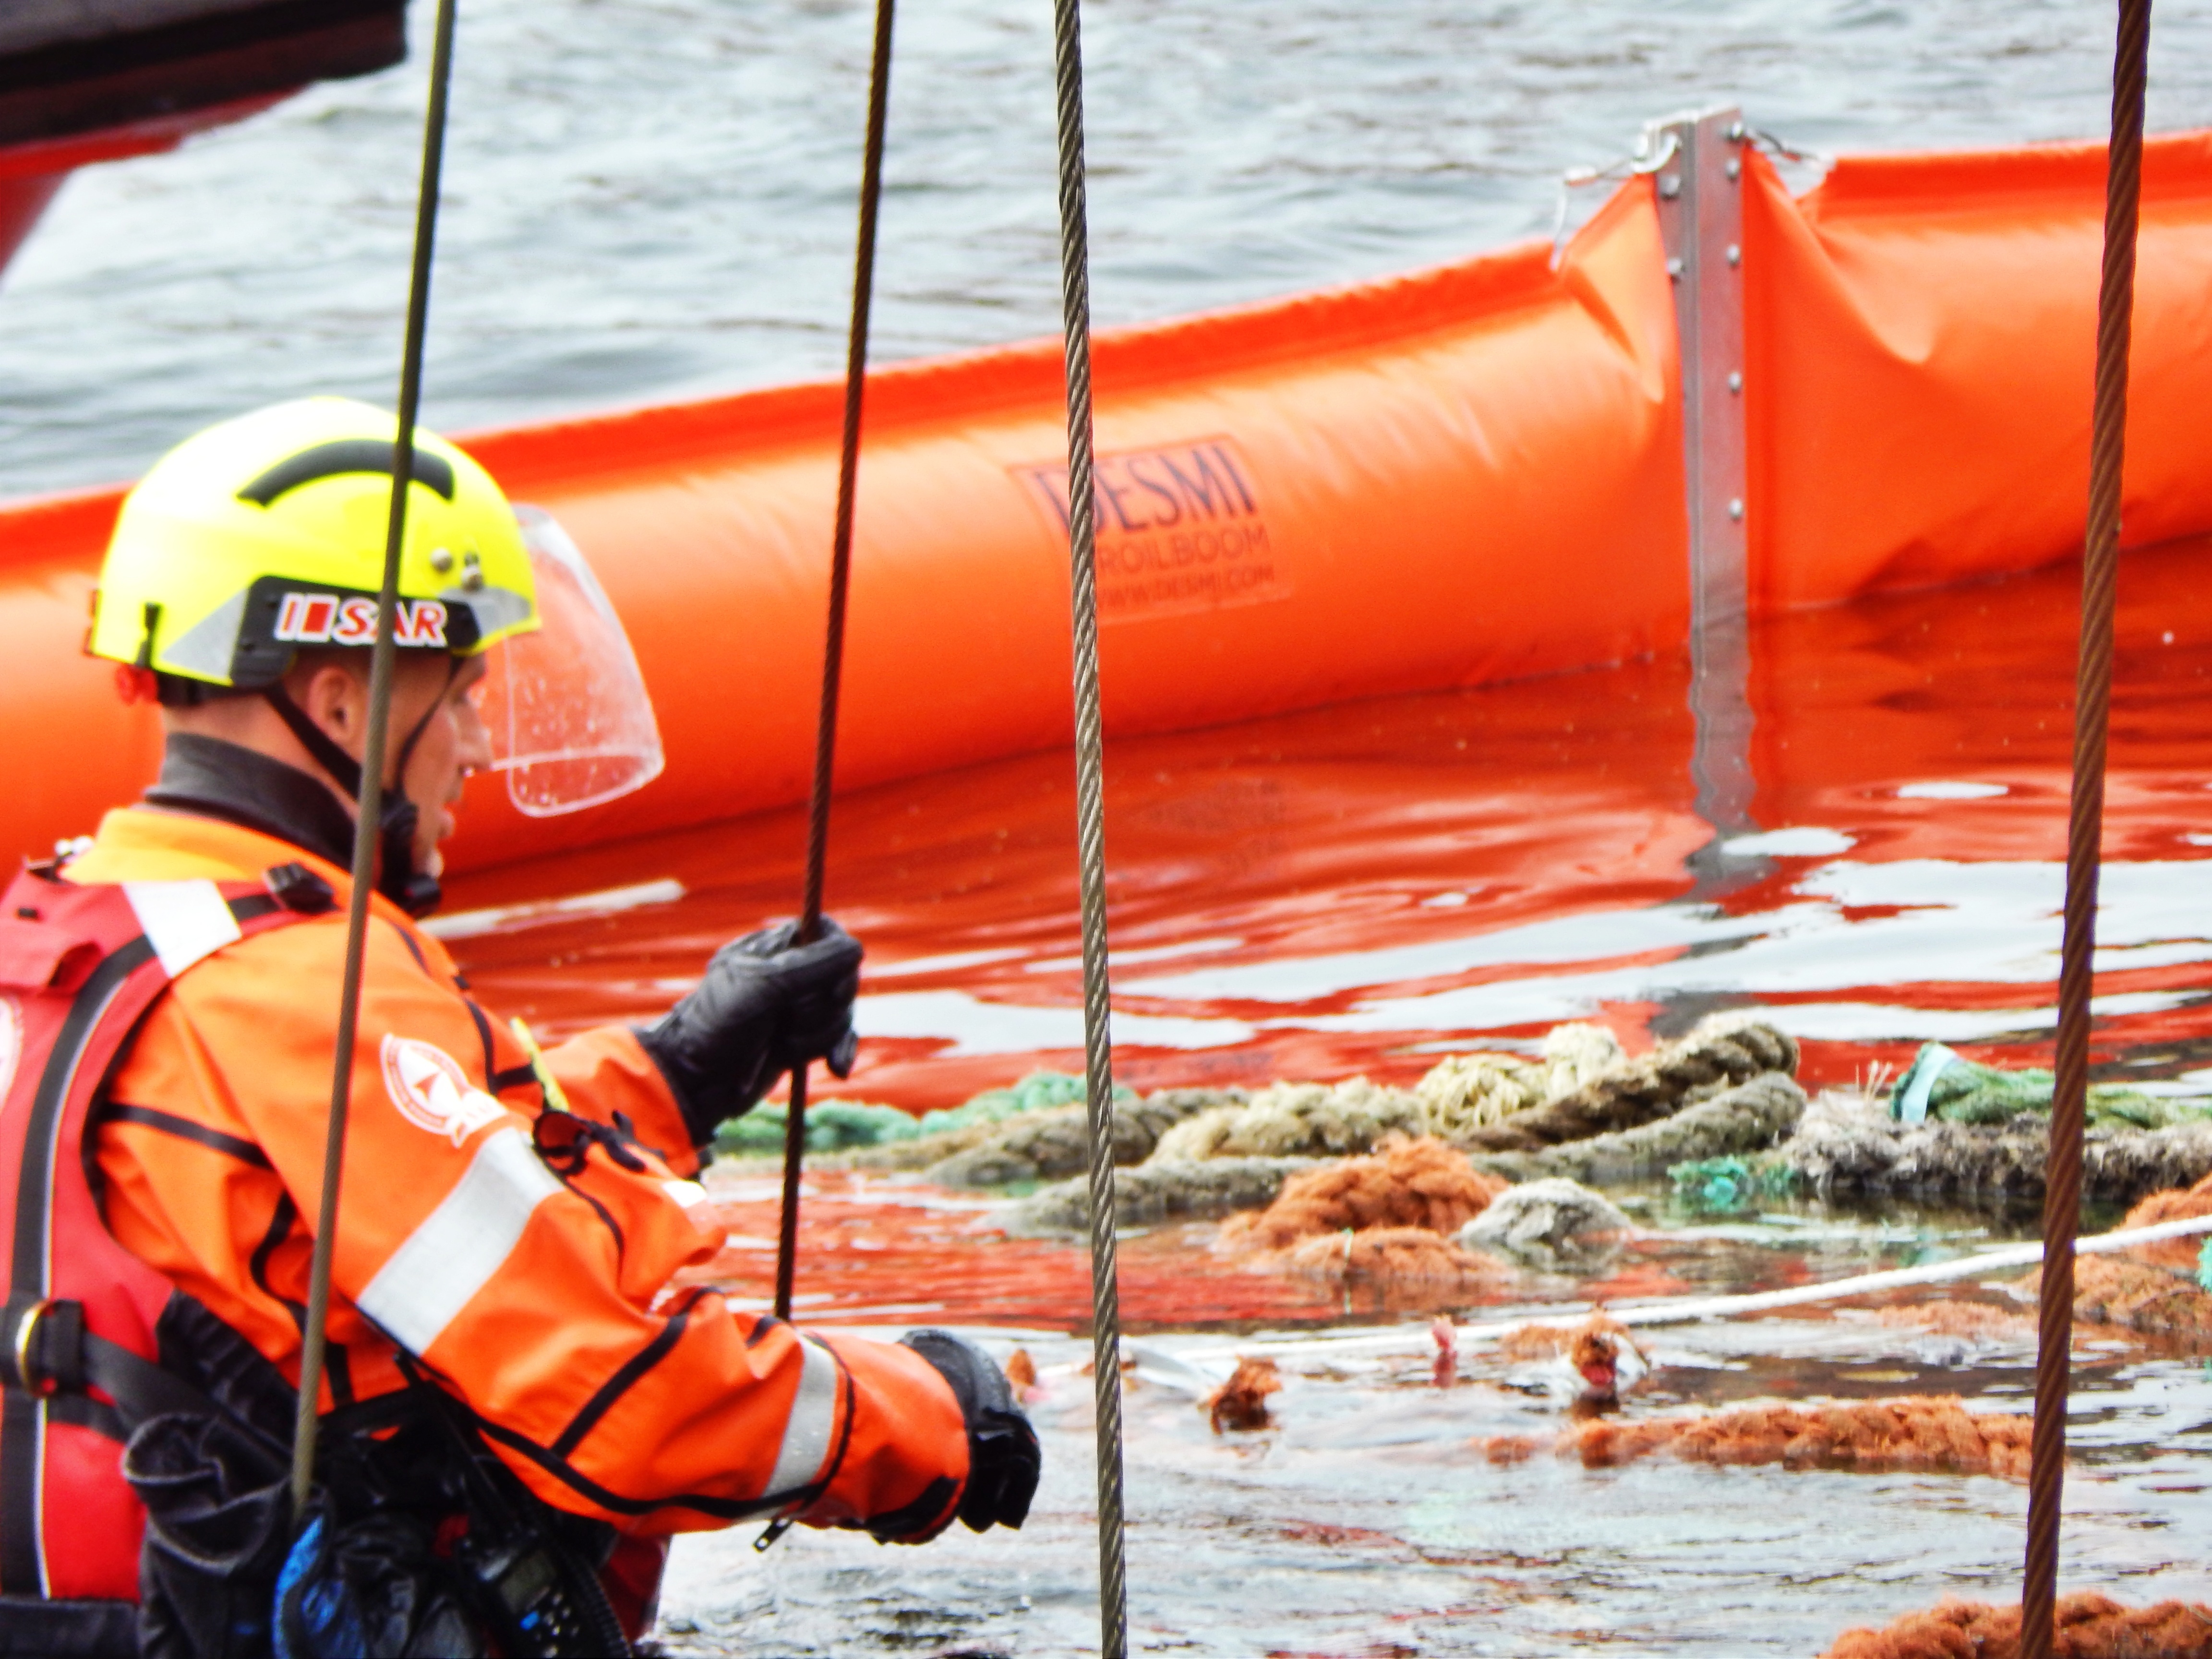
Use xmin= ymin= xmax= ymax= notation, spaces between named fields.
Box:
xmin=717 ymin=1069 xmax=1130 ymax=1155
xmin=1888 ymin=1042 xmax=2212 ymax=1131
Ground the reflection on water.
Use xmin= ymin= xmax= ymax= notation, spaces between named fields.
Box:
xmin=444 ymin=536 xmax=2212 ymax=1655
xmin=20 ymin=5 xmax=2212 ymax=1645
xmin=443 ymin=536 xmax=2212 ymax=1109
xmin=654 ymin=1171 xmax=2212 ymax=1657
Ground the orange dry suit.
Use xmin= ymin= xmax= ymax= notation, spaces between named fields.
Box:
xmin=4 ymin=745 xmax=968 ymax=1647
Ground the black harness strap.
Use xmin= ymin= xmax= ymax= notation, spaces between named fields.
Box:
xmin=0 ymin=1384 xmax=36 ymax=1595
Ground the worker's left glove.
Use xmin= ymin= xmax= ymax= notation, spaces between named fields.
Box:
xmin=898 ymin=1330 xmax=1041 ymax=1534
xmin=636 ymin=918 xmax=863 ymax=1145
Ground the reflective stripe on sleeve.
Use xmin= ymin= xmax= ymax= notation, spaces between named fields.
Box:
xmin=357 ymin=1126 xmax=563 ymax=1355
xmin=124 ymin=880 xmax=243 ymax=978
xmin=762 ymin=1337 xmax=840 ymax=1500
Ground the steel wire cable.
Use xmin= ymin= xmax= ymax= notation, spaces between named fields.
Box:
xmin=2020 ymin=1 xmax=2152 ymax=1652
xmin=775 ymin=0 xmax=897 ymax=1324
xmin=290 ymin=0 xmax=460 ymax=1513
xmin=1047 ymin=0 xmax=1130 ymax=1651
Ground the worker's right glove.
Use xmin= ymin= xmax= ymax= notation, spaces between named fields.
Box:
xmin=635 ymin=918 xmax=863 ymax=1146
xmin=898 ymin=1330 xmax=1041 ymax=1534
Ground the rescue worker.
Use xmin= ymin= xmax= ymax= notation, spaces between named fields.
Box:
xmin=0 ymin=398 xmax=1037 ymax=1657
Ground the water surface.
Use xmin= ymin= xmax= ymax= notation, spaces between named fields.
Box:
xmin=432 ymin=534 xmax=2212 ymax=1654
xmin=653 ymin=1170 xmax=2212 ymax=1656
xmin=8 ymin=0 xmax=2212 ymax=496
xmin=438 ymin=536 xmax=2212 ymax=1108
xmin=19 ymin=8 xmax=2212 ymax=1647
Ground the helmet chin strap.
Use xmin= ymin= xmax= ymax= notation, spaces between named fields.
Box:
xmin=263 ymin=661 xmax=457 ymax=917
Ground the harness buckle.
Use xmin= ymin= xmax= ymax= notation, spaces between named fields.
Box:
xmin=265 ymin=862 xmax=337 ymax=915
xmin=9 ymin=1298 xmax=52 ymax=1395
xmin=6 ymin=1297 xmax=86 ymax=1397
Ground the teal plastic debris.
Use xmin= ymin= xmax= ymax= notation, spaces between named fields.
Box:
xmin=713 ymin=1070 xmax=1129 ymax=1157
xmin=1668 ymin=1155 xmax=1796 ymax=1212
xmin=2199 ymin=1236 xmax=2212 ymax=1297
xmin=1885 ymin=1042 xmax=2212 ymax=1131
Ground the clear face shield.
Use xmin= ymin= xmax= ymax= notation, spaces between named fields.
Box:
xmin=475 ymin=505 xmax=665 ymax=817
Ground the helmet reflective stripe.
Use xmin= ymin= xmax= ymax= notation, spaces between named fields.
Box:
xmin=90 ymin=397 xmax=538 ymax=689
xmin=161 ymin=589 xmax=249 ymax=680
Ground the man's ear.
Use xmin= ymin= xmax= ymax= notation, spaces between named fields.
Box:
xmin=294 ymin=660 xmax=368 ymax=752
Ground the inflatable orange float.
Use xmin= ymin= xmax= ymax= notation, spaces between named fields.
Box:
xmin=4 ymin=129 xmax=2211 ymax=874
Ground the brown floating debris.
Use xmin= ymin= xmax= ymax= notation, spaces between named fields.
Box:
xmin=1204 ymin=1356 xmax=1283 ymax=1433
xmin=2119 ymin=1169 xmax=2212 ymax=1271
xmin=2013 ymin=1167 xmax=2212 ymax=1344
xmin=1480 ymin=1395 xmax=2033 ymax=1479
xmin=1568 ymin=1325 xmax=1626 ymax=1403
xmin=1820 ymin=1591 xmax=2212 ymax=1658
xmin=1492 ymin=1312 xmax=1635 ymax=1364
xmin=1484 ymin=1313 xmax=1644 ymax=1408
xmin=1213 ymin=1137 xmax=1512 ymax=1288
xmin=1869 ymin=1301 xmax=2034 ymax=1340
xmin=1003 ymin=1347 xmax=1040 ymax=1401
xmin=1280 ymin=1225 xmax=1504 ymax=1289
xmin=2035 ymin=1253 xmax=2212 ymax=1343
xmin=1220 ymin=1136 xmax=1506 ymax=1250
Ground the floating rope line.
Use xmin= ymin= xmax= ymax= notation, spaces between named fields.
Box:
xmin=290 ymin=0 xmax=459 ymax=1514
xmin=2023 ymin=3 xmax=2151 ymax=1653
xmin=1153 ymin=1211 xmax=2212 ymax=1376
xmin=775 ymin=0 xmax=896 ymax=1322
xmin=1048 ymin=0 xmax=1130 ymax=1651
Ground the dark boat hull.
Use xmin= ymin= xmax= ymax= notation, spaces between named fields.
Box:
xmin=0 ymin=0 xmax=407 ymax=279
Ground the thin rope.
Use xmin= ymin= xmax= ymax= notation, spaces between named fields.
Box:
xmin=1048 ymin=0 xmax=1129 ymax=1652
xmin=290 ymin=0 xmax=459 ymax=1515
xmin=1160 ymin=1211 xmax=2212 ymax=1374
xmin=775 ymin=0 xmax=896 ymax=1322
xmin=2021 ymin=2 xmax=2151 ymax=1651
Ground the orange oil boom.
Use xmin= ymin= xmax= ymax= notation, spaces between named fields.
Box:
xmin=4 ymin=131 xmax=2211 ymax=873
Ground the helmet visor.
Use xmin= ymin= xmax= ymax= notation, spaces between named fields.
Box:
xmin=478 ymin=505 xmax=665 ymax=816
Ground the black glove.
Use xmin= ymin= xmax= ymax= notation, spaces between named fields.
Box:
xmin=635 ymin=918 xmax=863 ymax=1145
xmin=899 ymin=1330 xmax=1041 ymax=1534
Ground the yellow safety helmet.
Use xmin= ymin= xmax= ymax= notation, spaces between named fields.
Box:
xmin=90 ymin=396 xmax=539 ymax=689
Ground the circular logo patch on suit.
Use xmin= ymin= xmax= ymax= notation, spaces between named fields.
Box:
xmin=380 ymin=1034 xmax=508 ymax=1147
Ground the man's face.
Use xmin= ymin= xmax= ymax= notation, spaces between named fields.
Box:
xmin=390 ymin=652 xmax=493 ymax=875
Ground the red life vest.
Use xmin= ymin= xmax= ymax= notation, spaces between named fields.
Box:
xmin=0 ymin=860 xmax=309 ymax=1629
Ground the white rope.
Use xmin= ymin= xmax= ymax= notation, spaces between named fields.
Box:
xmin=1171 ymin=1211 xmax=2212 ymax=1370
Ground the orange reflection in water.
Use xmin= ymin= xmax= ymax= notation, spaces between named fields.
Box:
xmin=442 ymin=536 xmax=2212 ymax=1110
xmin=681 ymin=1170 xmax=1535 ymax=1332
